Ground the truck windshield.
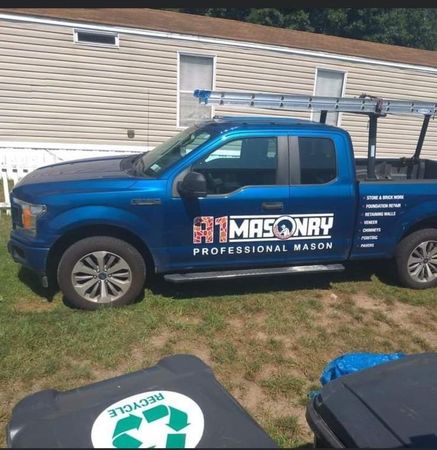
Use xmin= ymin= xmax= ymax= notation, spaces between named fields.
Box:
xmin=133 ymin=125 xmax=213 ymax=177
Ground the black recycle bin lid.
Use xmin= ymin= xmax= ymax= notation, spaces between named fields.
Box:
xmin=307 ymin=352 xmax=437 ymax=448
xmin=7 ymin=354 xmax=277 ymax=448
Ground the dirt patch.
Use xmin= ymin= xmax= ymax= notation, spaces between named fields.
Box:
xmin=230 ymin=377 xmax=312 ymax=442
xmin=351 ymin=293 xmax=437 ymax=348
xmin=312 ymin=291 xmax=437 ymax=351
xmin=387 ymin=301 xmax=430 ymax=327
xmin=256 ymin=363 xmax=282 ymax=380
xmin=228 ymin=317 xmax=245 ymax=329
xmin=255 ymin=330 xmax=269 ymax=341
xmin=0 ymin=380 xmax=47 ymax=405
xmin=88 ymin=334 xmax=213 ymax=382
xmin=13 ymin=300 xmax=56 ymax=313
xmin=148 ymin=331 xmax=172 ymax=349
xmin=351 ymin=293 xmax=385 ymax=311
xmin=228 ymin=310 xmax=268 ymax=330
xmin=85 ymin=343 xmax=165 ymax=383
xmin=233 ymin=378 xmax=266 ymax=412
xmin=169 ymin=339 xmax=213 ymax=366
xmin=180 ymin=317 xmax=202 ymax=326
xmin=311 ymin=308 xmax=339 ymax=329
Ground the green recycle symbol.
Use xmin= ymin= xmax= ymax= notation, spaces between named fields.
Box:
xmin=112 ymin=404 xmax=190 ymax=449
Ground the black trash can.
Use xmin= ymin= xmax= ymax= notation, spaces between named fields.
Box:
xmin=7 ymin=354 xmax=277 ymax=448
xmin=306 ymin=352 xmax=437 ymax=448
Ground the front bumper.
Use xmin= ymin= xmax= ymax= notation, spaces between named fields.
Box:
xmin=7 ymin=235 xmax=50 ymax=286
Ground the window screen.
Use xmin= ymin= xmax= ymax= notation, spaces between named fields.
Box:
xmin=193 ymin=137 xmax=278 ymax=194
xmin=298 ymin=137 xmax=337 ymax=184
xmin=75 ymin=30 xmax=118 ymax=46
xmin=313 ymin=69 xmax=345 ymax=125
xmin=179 ymin=55 xmax=214 ymax=127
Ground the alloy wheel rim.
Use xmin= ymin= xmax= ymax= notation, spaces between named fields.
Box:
xmin=71 ymin=251 xmax=132 ymax=303
xmin=407 ymin=240 xmax=437 ymax=283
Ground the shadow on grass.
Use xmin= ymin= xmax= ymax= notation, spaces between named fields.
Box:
xmin=18 ymin=267 xmax=57 ymax=302
xmin=17 ymin=259 xmax=400 ymax=306
xmin=148 ymin=259 xmax=400 ymax=300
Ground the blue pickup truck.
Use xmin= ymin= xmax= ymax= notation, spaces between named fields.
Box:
xmin=7 ymin=91 xmax=437 ymax=309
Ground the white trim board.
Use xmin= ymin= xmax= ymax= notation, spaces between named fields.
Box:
xmin=1 ymin=12 xmax=437 ymax=74
xmin=0 ymin=141 xmax=151 ymax=152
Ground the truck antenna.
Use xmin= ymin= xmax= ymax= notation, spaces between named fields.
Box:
xmin=147 ymin=89 xmax=150 ymax=152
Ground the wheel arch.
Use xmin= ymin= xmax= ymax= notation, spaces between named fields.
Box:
xmin=395 ymin=226 xmax=437 ymax=289
xmin=399 ymin=216 xmax=437 ymax=243
xmin=47 ymin=224 xmax=155 ymax=283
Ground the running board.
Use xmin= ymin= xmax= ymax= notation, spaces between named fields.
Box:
xmin=164 ymin=264 xmax=345 ymax=284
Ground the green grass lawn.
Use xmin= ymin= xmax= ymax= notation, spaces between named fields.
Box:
xmin=1 ymin=213 xmax=437 ymax=447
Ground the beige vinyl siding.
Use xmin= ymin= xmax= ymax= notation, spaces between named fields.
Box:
xmin=1 ymin=18 xmax=436 ymax=159
xmin=0 ymin=20 xmax=179 ymax=148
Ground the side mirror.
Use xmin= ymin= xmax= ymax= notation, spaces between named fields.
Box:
xmin=178 ymin=171 xmax=207 ymax=198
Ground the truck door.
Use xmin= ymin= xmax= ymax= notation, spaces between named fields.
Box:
xmin=284 ymin=133 xmax=357 ymax=263
xmin=158 ymin=134 xmax=291 ymax=272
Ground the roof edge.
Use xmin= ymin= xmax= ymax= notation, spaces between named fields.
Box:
xmin=1 ymin=8 xmax=436 ymax=70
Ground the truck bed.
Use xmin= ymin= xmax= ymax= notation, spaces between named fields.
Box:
xmin=355 ymin=157 xmax=437 ymax=181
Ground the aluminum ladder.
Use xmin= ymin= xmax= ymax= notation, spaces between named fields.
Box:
xmin=193 ymin=89 xmax=436 ymax=180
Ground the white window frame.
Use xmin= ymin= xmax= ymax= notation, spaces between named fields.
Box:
xmin=311 ymin=67 xmax=347 ymax=126
xmin=177 ymin=51 xmax=216 ymax=129
xmin=73 ymin=28 xmax=119 ymax=48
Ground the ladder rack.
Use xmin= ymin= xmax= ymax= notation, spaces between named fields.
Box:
xmin=193 ymin=89 xmax=436 ymax=180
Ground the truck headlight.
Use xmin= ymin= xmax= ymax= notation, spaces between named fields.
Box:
xmin=13 ymin=198 xmax=47 ymax=236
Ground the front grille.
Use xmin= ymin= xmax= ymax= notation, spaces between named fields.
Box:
xmin=10 ymin=200 xmax=22 ymax=228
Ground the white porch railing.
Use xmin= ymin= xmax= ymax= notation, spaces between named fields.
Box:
xmin=0 ymin=167 xmax=33 ymax=213
xmin=0 ymin=146 xmax=147 ymax=213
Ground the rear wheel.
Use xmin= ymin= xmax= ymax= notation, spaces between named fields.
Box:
xmin=395 ymin=228 xmax=437 ymax=289
xmin=57 ymin=236 xmax=146 ymax=310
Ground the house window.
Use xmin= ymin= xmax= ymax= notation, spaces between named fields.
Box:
xmin=74 ymin=29 xmax=119 ymax=47
xmin=178 ymin=54 xmax=214 ymax=128
xmin=313 ymin=69 xmax=345 ymax=126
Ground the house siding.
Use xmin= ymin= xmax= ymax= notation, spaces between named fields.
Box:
xmin=1 ymin=17 xmax=436 ymax=161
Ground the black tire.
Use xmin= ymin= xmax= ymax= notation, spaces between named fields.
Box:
xmin=57 ymin=236 xmax=146 ymax=310
xmin=395 ymin=228 xmax=437 ymax=290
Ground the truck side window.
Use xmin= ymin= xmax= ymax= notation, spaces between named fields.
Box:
xmin=298 ymin=137 xmax=336 ymax=184
xmin=193 ymin=137 xmax=278 ymax=194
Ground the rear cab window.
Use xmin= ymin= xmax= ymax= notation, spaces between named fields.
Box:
xmin=296 ymin=137 xmax=337 ymax=185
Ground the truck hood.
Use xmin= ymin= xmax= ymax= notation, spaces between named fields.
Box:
xmin=14 ymin=154 xmax=138 ymax=187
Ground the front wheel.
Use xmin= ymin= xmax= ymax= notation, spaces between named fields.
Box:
xmin=395 ymin=228 xmax=437 ymax=289
xmin=57 ymin=236 xmax=146 ymax=310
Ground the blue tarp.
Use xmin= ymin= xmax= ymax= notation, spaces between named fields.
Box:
xmin=320 ymin=352 xmax=406 ymax=385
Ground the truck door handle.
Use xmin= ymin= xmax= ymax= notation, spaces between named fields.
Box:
xmin=262 ymin=202 xmax=284 ymax=211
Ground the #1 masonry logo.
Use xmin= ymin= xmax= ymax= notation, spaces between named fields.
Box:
xmin=193 ymin=214 xmax=334 ymax=244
